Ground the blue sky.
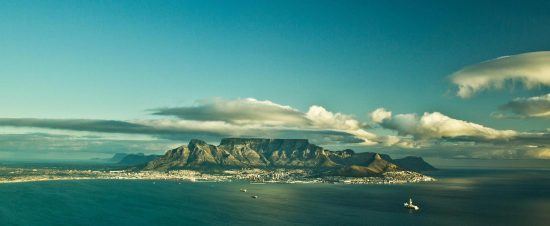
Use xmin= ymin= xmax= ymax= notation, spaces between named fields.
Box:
xmin=0 ymin=1 xmax=549 ymax=162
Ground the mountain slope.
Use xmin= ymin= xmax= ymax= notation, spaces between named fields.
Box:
xmin=332 ymin=153 xmax=399 ymax=176
xmin=118 ymin=153 xmax=161 ymax=166
xmin=393 ymin=156 xmax=437 ymax=171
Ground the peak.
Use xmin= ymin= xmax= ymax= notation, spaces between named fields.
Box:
xmin=374 ymin=153 xmax=382 ymax=160
xmin=220 ymin=138 xmax=309 ymax=146
xmin=189 ymin=139 xmax=208 ymax=146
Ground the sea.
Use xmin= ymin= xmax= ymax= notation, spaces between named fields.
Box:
xmin=0 ymin=169 xmax=548 ymax=226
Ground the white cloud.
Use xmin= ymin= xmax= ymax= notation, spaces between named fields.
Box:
xmin=304 ymin=105 xmax=379 ymax=145
xmin=306 ymin=105 xmax=364 ymax=131
xmin=450 ymin=51 xmax=550 ymax=98
xmin=152 ymin=98 xmax=309 ymax=127
xmin=378 ymin=135 xmax=420 ymax=148
xmin=153 ymin=98 xmax=372 ymax=131
xmin=525 ymin=148 xmax=550 ymax=159
xmin=370 ymin=108 xmax=392 ymax=123
xmin=372 ymin=108 xmax=517 ymax=140
xmin=495 ymin=93 xmax=550 ymax=118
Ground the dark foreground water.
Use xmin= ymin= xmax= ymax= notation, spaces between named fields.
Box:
xmin=0 ymin=169 xmax=548 ymax=226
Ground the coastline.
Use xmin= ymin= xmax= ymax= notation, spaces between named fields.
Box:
xmin=0 ymin=168 xmax=436 ymax=185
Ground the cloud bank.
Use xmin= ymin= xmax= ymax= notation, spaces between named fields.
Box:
xmin=152 ymin=98 xmax=309 ymax=127
xmin=152 ymin=98 xmax=369 ymax=130
xmin=1 ymin=98 xmax=548 ymax=160
xmin=371 ymin=108 xmax=517 ymax=140
xmin=369 ymin=108 xmax=550 ymax=159
xmin=0 ymin=98 xmax=378 ymax=147
xmin=494 ymin=93 xmax=550 ymax=119
xmin=450 ymin=51 xmax=550 ymax=98
xmin=151 ymin=98 xmax=378 ymax=145
xmin=0 ymin=133 xmax=180 ymax=160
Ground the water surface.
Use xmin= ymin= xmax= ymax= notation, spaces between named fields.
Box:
xmin=0 ymin=169 xmax=548 ymax=225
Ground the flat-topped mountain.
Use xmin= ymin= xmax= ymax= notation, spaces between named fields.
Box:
xmin=144 ymin=138 xmax=435 ymax=176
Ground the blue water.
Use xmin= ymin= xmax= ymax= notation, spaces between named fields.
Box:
xmin=0 ymin=169 xmax=548 ymax=226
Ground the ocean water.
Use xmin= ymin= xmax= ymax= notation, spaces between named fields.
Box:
xmin=0 ymin=169 xmax=548 ymax=226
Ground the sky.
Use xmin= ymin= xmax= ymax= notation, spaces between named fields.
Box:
xmin=0 ymin=0 xmax=549 ymax=164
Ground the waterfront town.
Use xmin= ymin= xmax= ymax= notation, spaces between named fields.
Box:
xmin=0 ymin=167 xmax=435 ymax=184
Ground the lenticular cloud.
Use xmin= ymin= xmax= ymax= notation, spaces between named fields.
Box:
xmin=450 ymin=51 xmax=550 ymax=98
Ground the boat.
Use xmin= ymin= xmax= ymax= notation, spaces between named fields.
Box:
xmin=404 ymin=198 xmax=419 ymax=210
xmin=240 ymin=188 xmax=247 ymax=192
xmin=251 ymin=195 xmax=258 ymax=199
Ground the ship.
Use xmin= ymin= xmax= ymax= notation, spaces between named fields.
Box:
xmin=404 ymin=198 xmax=419 ymax=210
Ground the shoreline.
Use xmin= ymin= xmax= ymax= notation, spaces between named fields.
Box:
xmin=0 ymin=177 xmax=437 ymax=185
xmin=0 ymin=168 xmax=436 ymax=185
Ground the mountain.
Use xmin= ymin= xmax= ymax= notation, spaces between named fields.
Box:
xmin=110 ymin=153 xmax=130 ymax=162
xmin=331 ymin=153 xmax=399 ymax=176
xmin=146 ymin=138 xmax=333 ymax=170
xmin=393 ymin=156 xmax=437 ymax=171
xmin=118 ymin=153 xmax=161 ymax=166
xmin=144 ymin=138 xmax=435 ymax=176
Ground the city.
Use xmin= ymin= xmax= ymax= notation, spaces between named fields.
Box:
xmin=0 ymin=167 xmax=435 ymax=185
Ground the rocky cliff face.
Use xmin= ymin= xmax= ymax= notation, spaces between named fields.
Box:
xmin=146 ymin=138 xmax=331 ymax=170
xmin=144 ymin=138 xmax=435 ymax=176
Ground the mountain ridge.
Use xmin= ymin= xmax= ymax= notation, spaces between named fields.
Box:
xmin=143 ymin=138 xmax=436 ymax=176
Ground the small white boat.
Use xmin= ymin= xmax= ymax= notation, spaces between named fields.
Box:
xmin=404 ymin=198 xmax=419 ymax=210
xmin=251 ymin=195 xmax=258 ymax=199
xmin=240 ymin=188 xmax=247 ymax=192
